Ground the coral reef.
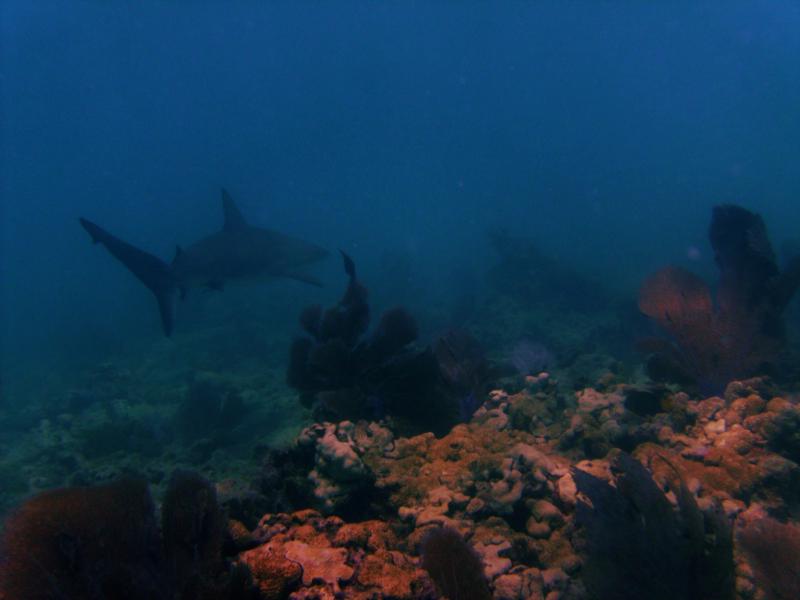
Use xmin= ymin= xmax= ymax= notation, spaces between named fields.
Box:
xmin=206 ymin=375 xmax=800 ymax=599
xmin=295 ymin=420 xmax=392 ymax=518
xmin=237 ymin=510 xmax=438 ymax=600
xmin=639 ymin=205 xmax=800 ymax=392
xmin=736 ymin=511 xmax=800 ymax=600
xmin=5 ymin=206 xmax=800 ymax=600
xmin=4 ymin=366 xmax=800 ymax=599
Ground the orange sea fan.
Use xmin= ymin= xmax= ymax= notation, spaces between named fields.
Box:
xmin=637 ymin=205 xmax=800 ymax=393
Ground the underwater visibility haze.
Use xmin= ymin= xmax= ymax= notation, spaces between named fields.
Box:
xmin=2 ymin=2 xmax=800 ymax=599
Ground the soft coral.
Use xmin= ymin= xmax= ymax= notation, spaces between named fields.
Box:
xmin=638 ymin=205 xmax=800 ymax=392
xmin=287 ymin=252 xmax=454 ymax=435
xmin=0 ymin=479 xmax=166 ymax=600
xmin=0 ymin=472 xmax=247 ymax=600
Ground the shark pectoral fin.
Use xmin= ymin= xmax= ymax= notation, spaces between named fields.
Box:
xmin=284 ymin=271 xmax=324 ymax=287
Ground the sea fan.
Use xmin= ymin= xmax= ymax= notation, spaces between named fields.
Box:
xmin=573 ymin=452 xmax=734 ymax=600
xmin=0 ymin=479 xmax=167 ymax=600
xmin=161 ymin=471 xmax=226 ymax=597
xmin=509 ymin=338 xmax=555 ymax=376
xmin=419 ymin=526 xmax=491 ymax=600
xmin=433 ymin=328 xmax=497 ymax=422
xmin=638 ymin=205 xmax=800 ymax=393
xmin=0 ymin=473 xmax=239 ymax=600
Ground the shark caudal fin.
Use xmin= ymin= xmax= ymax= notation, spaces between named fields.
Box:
xmin=79 ymin=218 xmax=178 ymax=336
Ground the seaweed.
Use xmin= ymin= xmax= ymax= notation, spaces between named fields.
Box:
xmin=573 ymin=452 xmax=734 ymax=600
xmin=638 ymin=205 xmax=800 ymax=393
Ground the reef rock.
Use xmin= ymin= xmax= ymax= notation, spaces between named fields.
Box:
xmin=239 ymin=510 xmax=437 ymax=599
xmin=297 ymin=420 xmax=392 ymax=514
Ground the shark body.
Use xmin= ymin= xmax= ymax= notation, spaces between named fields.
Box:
xmin=79 ymin=189 xmax=328 ymax=336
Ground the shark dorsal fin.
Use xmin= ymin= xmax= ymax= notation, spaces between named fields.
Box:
xmin=222 ymin=189 xmax=248 ymax=231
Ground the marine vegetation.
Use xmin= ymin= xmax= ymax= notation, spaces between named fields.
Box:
xmin=287 ymin=252 xmax=469 ymax=436
xmin=638 ymin=204 xmax=800 ymax=392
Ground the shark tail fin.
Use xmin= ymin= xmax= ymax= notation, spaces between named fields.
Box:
xmin=154 ymin=287 xmax=178 ymax=337
xmin=79 ymin=218 xmax=178 ymax=336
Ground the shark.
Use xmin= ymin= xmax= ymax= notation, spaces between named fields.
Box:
xmin=79 ymin=189 xmax=329 ymax=336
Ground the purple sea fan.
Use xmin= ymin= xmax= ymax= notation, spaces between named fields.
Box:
xmin=419 ymin=526 xmax=491 ymax=600
xmin=510 ymin=339 xmax=555 ymax=376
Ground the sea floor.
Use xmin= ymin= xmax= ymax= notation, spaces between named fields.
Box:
xmin=2 ymin=341 xmax=799 ymax=598
xmin=2 ymin=284 xmax=800 ymax=598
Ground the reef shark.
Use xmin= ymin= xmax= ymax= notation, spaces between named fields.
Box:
xmin=79 ymin=189 xmax=329 ymax=336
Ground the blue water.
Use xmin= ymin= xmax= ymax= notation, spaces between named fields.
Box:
xmin=2 ymin=1 xmax=799 ymax=377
